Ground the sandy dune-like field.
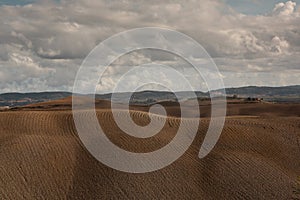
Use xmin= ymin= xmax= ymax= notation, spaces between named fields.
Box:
xmin=0 ymin=98 xmax=299 ymax=199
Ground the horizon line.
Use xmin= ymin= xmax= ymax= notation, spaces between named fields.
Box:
xmin=0 ymin=84 xmax=299 ymax=95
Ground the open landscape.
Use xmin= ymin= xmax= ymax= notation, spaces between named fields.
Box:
xmin=1 ymin=0 xmax=300 ymax=199
xmin=0 ymin=94 xmax=299 ymax=199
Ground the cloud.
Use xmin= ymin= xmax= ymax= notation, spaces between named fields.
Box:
xmin=270 ymin=36 xmax=290 ymax=54
xmin=0 ymin=0 xmax=299 ymax=92
xmin=272 ymin=1 xmax=297 ymax=16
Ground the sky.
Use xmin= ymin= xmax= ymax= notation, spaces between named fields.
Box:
xmin=226 ymin=0 xmax=300 ymax=14
xmin=0 ymin=0 xmax=299 ymax=93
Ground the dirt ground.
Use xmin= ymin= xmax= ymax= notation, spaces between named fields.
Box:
xmin=0 ymin=98 xmax=299 ymax=199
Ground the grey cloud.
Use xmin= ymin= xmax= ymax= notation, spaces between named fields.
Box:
xmin=0 ymin=0 xmax=299 ymax=92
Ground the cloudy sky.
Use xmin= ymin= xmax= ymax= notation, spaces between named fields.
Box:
xmin=0 ymin=0 xmax=299 ymax=93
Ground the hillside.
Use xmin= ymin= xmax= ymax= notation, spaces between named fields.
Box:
xmin=1 ymin=85 xmax=299 ymax=107
xmin=12 ymin=96 xmax=300 ymax=118
xmin=0 ymin=108 xmax=299 ymax=199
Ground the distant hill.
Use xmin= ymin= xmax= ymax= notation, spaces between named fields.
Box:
xmin=221 ymin=85 xmax=300 ymax=97
xmin=220 ymin=85 xmax=300 ymax=103
xmin=97 ymin=90 xmax=207 ymax=104
xmin=0 ymin=85 xmax=299 ymax=107
xmin=0 ymin=92 xmax=72 ymax=107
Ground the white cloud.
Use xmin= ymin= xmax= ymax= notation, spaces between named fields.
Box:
xmin=0 ymin=0 xmax=299 ymax=92
xmin=270 ymin=36 xmax=290 ymax=54
xmin=272 ymin=1 xmax=297 ymax=16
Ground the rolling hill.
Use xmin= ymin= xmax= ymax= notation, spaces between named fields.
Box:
xmin=0 ymin=85 xmax=299 ymax=107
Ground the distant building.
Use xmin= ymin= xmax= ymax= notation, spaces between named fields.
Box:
xmin=0 ymin=106 xmax=10 ymax=110
xmin=246 ymin=97 xmax=263 ymax=102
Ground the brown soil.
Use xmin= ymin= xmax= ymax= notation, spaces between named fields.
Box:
xmin=0 ymin=97 xmax=299 ymax=199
